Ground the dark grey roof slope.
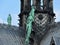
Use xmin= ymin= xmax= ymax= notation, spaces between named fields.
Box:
xmin=0 ymin=24 xmax=25 ymax=45
xmin=53 ymin=36 xmax=60 ymax=45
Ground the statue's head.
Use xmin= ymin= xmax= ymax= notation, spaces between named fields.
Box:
xmin=9 ymin=14 xmax=11 ymax=16
xmin=31 ymin=6 xmax=35 ymax=11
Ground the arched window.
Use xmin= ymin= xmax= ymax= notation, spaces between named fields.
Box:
xmin=52 ymin=43 xmax=55 ymax=45
xmin=41 ymin=0 xmax=43 ymax=9
xmin=41 ymin=0 xmax=43 ymax=6
xmin=31 ymin=0 xmax=33 ymax=6
xmin=50 ymin=37 xmax=55 ymax=45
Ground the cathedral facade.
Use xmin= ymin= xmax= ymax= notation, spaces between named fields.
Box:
xmin=19 ymin=0 xmax=56 ymax=45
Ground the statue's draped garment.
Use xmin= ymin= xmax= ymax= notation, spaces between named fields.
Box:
xmin=7 ymin=15 xmax=12 ymax=25
xmin=25 ymin=6 xmax=35 ymax=45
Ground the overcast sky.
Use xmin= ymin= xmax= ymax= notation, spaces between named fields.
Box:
xmin=0 ymin=0 xmax=60 ymax=26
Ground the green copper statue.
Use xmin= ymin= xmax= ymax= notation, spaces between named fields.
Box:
xmin=25 ymin=6 xmax=35 ymax=45
xmin=7 ymin=14 xmax=12 ymax=25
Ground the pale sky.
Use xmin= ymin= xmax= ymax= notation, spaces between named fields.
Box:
xmin=0 ymin=0 xmax=60 ymax=26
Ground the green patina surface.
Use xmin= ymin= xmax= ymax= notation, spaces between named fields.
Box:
xmin=25 ymin=6 xmax=35 ymax=45
xmin=7 ymin=14 xmax=12 ymax=25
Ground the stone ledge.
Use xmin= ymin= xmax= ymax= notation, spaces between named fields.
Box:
xmin=0 ymin=23 xmax=18 ymax=30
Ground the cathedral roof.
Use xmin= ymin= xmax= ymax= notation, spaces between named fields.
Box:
xmin=0 ymin=23 xmax=25 ymax=45
xmin=53 ymin=36 xmax=60 ymax=45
